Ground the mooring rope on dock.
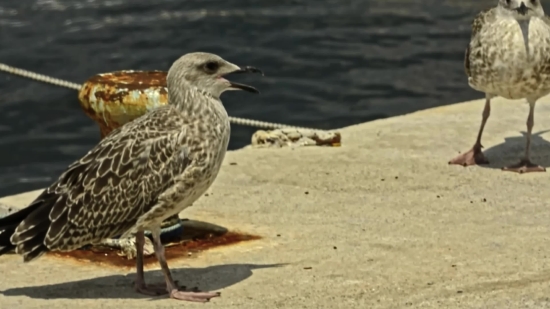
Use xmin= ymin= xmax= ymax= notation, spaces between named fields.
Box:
xmin=0 ymin=63 xmax=318 ymax=131
xmin=0 ymin=63 xmax=82 ymax=90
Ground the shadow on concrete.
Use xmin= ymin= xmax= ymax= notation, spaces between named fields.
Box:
xmin=477 ymin=129 xmax=550 ymax=170
xmin=0 ymin=263 xmax=285 ymax=300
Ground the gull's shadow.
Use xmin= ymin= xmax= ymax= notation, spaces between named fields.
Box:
xmin=479 ymin=129 xmax=550 ymax=169
xmin=0 ymin=263 xmax=284 ymax=300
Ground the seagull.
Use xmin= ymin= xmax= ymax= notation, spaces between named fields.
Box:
xmin=448 ymin=0 xmax=550 ymax=173
xmin=0 ymin=52 xmax=263 ymax=302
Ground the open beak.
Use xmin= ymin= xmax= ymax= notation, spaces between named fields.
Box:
xmin=516 ymin=2 xmax=529 ymax=15
xmin=226 ymin=66 xmax=264 ymax=94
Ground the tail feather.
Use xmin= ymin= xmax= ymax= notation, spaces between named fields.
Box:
xmin=21 ymin=237 xmax=49 ymax=262
xmin=0 ymin=191 xmax=56 ymax=262
xmin=0 ymin=199 xmax=42 ymax=230
xmin=0 ymin=200 xmax=43 ymax=249
xmin=0 ymin=225 xmax=16 ymax=255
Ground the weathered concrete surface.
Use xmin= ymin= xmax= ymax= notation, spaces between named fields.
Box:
xmin=2 ymin=96 xmax=550 ymax=308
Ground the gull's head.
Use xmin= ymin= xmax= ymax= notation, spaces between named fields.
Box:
xmin=498 ymin=0 xmax=544 ymax=20
xmin=167 ymin=52 xmax=263 ymax=98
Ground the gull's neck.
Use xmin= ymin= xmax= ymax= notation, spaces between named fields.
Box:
xmin=167 ymin=81 xmax=227 ymax=120
xmin=494 ymin=6 xmax=534 ymax=58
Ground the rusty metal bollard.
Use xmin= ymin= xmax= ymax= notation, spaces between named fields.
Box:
xmin=78 ymin=70 xmax=169 ymax=138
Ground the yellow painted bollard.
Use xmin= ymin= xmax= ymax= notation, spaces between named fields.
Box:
xmin=77 ymin=70 xmax=169 ymax=138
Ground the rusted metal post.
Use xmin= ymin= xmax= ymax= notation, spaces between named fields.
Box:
xmin=78 ymin=70 xmax=169 ymax=138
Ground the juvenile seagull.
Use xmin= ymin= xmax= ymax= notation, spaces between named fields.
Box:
xmin=448 ymin=0 xmax=550 ymax=173
xmin=0 ymin=52 xmax=262 ymax=302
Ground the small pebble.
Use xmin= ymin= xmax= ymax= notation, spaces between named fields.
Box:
xmin=470 ymin=201 xmax=473 ymax=203
xmin=305 ymin=191 xmax=309 ymax=195
xmin=229 ymin=162 xmax=237 ymax=165
xmin=482 ymin=198 xmax=486 ymax=202
xmin=303 ymin=267 xmax=312 ymax=270
xmin=276 ymin=234 xmax=281 ymax=237
xmin=395 ymin=176 xmax=398 ymax=179
xmin=204 ymin=193 xmax=209 ymax=197
xmin=436 ymin=195 xmax=440 ymax=198
xmin=381 ymin=179 xmax=385 ymax=181
xmin=333 ymin=246 xmax=337 ymax=250
xmin=457 ymin=290 xmax=463 ymax=294
xmin=427 ymin=282 xmax=434 ymax=286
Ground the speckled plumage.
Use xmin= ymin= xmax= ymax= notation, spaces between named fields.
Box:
xmin=449 ymin=0 xmax=550 ymax=173
xmin=3 ymin=55 xmax=231 ymax=261
xmin=466 ymin=5 xmax=550 ymax=100
xmin=0 ymin=52 xmax=262 ymax=302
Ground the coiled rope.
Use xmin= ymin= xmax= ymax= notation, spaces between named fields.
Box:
xmin=0 ymin=63 xmax=318 ymax=131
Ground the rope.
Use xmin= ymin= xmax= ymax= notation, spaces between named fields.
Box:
xmin=0 ymin=63 xmax=82 ymax=90
xmin=0 ymin=63 xmax=319 ymax=131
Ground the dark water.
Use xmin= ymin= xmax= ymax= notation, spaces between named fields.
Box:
xmin=0 ymin=0 xmax=494 ymax=196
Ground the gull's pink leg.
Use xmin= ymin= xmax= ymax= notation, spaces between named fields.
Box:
xmin=134 ymin=231 xmax=169 ymax=296
xmin=449 ymin=95 xmax=491 ymax=166
xmin=502 ymin=99 xmax=545 ymax=173
xmin=150 ymin=227 xmax=221 ymax=302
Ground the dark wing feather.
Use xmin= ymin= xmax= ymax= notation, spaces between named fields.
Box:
xmin=8 ymin=106 xmax=192 ymax=259
xmin=470 ymin=8 xmax=494 ymax=39
xmin=0 ymin=197 xmax=47 ymax=258
xmin=538 ymin=16 xmax=550 ymax=77
xmin=464 ymin=45 xmax=471 ymax=77
xmin=465 ymin=8 xmax=496 ymax=77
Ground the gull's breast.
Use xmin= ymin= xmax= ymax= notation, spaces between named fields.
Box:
xmin=468 ymin=17 xmax=550 ymax=100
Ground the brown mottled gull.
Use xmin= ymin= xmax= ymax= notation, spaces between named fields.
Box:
xmin=449 ymin=0 xmax=550 ymax=173
xmin=0 ymin=52 xmax=262 ymax=302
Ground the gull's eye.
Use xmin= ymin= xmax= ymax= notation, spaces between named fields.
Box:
xmin=203 ymin=61 xmax=219 ymax=73
xmin=531 ymin=0 xmax=537 ymax=5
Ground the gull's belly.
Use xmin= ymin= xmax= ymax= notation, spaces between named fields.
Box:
xmin=161 ymin=130 xmax=230 ymax=219
xmin=134 ymin=124 xmax=230 ymax=232
xmin=468 ymin=18 xmax=550 ymax=100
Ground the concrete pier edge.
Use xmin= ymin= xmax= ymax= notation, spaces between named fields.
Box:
xmin=2 ymin=96 xmax=550 ymax=308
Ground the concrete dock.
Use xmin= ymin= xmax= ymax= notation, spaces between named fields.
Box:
xmin=2 ymin=96 xmax=550 ymax=308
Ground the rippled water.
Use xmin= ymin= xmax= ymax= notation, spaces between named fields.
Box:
xmin=0 ymin=0 xmax=495 ymax=196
